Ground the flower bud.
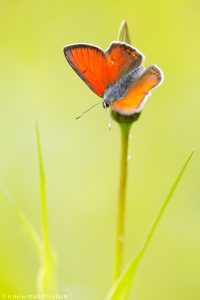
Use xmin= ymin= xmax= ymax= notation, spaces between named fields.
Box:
xmin=117 ymin=20 xmax=132 ymax=45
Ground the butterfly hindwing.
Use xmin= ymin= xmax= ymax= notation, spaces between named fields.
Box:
xmin=63 ymin=44 xmax=107 ymax=97
xmin=111 ymin=65 xmax=163 ymax=115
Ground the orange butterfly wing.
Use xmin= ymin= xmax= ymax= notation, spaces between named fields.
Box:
xmin=64 ymin=42 xmax=144 ymax=98
xmin=111 ymin=65 xmax=163 ymax=115
xmin=105 ymin=42 xmax=144 ymax=84
xmin=63 ymin=44 xmax=107 ymax=97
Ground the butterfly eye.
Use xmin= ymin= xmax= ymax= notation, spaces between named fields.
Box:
xmin=103 ymin=101 xmax=110 ymax=109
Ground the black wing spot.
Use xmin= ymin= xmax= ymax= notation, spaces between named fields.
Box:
xmin=83 ymin=69 xmax=87 ymax=74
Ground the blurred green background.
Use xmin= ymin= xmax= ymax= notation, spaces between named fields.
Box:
xmin=0 ymin=0 xmax=200 ymax=299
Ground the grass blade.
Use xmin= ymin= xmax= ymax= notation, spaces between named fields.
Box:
xmin=36 ymin=120 xmax=58 ymax=294
xmin=106 ymin=149 xmax=196 ymax=300
xmin=0 ymin=183 xmax=41 ymax=255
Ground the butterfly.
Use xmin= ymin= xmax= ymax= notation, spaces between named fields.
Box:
xmin=63 ymin=42 xmax=163 ymax=118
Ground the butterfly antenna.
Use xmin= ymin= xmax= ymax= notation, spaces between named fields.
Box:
xmin=106 ymin=108 xmax=111 ymax=130
xmin=75 ymin=101 xmax=102 ymax=120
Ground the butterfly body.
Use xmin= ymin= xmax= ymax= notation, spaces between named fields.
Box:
xmin=63 ymin=42 xmax=163 ymax=116
xmin=103 ymin=66 xmax=144 ymax=104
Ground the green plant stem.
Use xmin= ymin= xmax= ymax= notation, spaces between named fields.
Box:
xmin=107 ymin=149 xmax=196 ymax=300
xmin=114 ymin=123 xmax=131 ymax=281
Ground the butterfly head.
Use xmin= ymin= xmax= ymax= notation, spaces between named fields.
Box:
xmin=102 ymin=100 xmax=110 ymax=109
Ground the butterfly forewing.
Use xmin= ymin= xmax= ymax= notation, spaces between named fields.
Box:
xmin=64 ymin=42 xmax=144 ymax=98
xmin=63 ymin=44 xmax=107 ymax=97
xmin=111 ymin=65 xmax=163 ymax=115
xmin=105 ymin=42 xmax=144 ymax=84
